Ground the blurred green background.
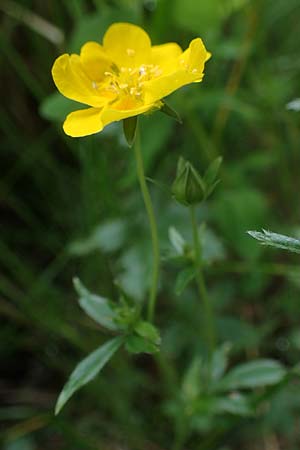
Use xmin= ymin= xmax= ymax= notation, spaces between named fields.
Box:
xmin=1 ymin=0 xmax=300 ymax=449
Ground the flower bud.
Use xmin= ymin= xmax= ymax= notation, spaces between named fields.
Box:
xmin=172 ymin=158 xmax=205 ymax=206
xmin=172 ymin=156 xmax=222 ymax=206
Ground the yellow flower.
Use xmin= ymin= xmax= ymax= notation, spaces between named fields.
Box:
xmin=52 ymin=22 xmax=211 ymax=137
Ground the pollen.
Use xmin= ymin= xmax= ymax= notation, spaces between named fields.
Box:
xmin=102 ymin=63 xmax=163 ymax=102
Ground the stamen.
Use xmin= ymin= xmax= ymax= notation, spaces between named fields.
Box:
xmin=139 ymin=65 xmax=146 ymax=76
xmin=102 ymin=60 xmax=163 ymax=102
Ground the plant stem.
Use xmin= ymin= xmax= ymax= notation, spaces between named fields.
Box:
xmin=172 ymin=416 xmax=188 ymax=450
xmin=133 ymin=125 xmax=160 ymax=322
xmin=189 ymin=205 xmax=215 ymax=359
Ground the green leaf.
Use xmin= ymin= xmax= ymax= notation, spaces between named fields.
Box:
xmin=211 ymin=343 xmax=231 ymax=382
xmin=214 ymin=393 xmax=253 ymax=416
xmin=169 ymin=226 xmax=186 ymax=255
xmin=218 ymin=359 xmax=287 ymax=391
xmin=247 ymin=229 xmax=300 ymax=254
xmin=160 ymin=101 xmax=182 ymax=124
xmin=69 ymin=219 xmax=126 ymax=256
xmin=201 ymin=227 xmax=226 ymax=264
xmin=40 ymin=92 xmax=85 ymax=122
xmin=125 ymin=335 xmax=159 ymax=354
xmin=73 ymin=278 xmax=119 ymax=331
xmin=175 ymin=267 xmax=195 ymax=295
xmin=286 ymin=98 xmax=300 ymax=111
xmin=134 ymin=321 xmax=161 ymax=345
xmin=182 ymin=357 xmax=202 ymax=401
xmin=123 ymin=116 xmax=138 ymax=147
xmin=55 ymin=336 xmax=123 ymax=414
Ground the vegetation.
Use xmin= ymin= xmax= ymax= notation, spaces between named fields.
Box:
xmin=1 ymin=1 xmax=300 ymax=449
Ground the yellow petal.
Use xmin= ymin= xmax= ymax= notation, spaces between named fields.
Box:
xmin=103 ymin=22 xmax=151 ymax=67
xmin=143 ymin=70 xmax=197 ymax=104
xmin=179 ymin=38 xmax=210 ymax=73
xmin=80 ymin=41 xmax=112 ymax=81
xmin=144 ymin=38 xmax=211 ymax=104
xmin=100 ymin=102 xmax=155 ymax=128
xmin=63 ymin=108 xmax=103 ymax=137
xmin=52 ymin=54 xmax=111 ymax=108
xmin=151 ymin=42 xmax=182 ymax=74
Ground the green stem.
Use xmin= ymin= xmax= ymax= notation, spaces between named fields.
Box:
xmin=133 ymin=125 xmax=160 ymax=322
xmin=189 ymin=205 xmax=215 ymax=359
xmin=172 ymin=416 xmax=188 ymax=450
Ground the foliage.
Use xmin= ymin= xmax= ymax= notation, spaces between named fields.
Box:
xmin=248 ymin=229 xmax=300 ymax=254
xmin=1 ymin=0 xmax=300 ymax=449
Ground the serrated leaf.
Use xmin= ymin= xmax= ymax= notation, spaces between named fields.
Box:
xmin=175 ymin=267 xmax=195 ymax=295
xmin=123 ymin=116 xmax=138 ymax=147
xmin=218 ymin=359 xmax=286 ymax=391
xmin=247 ymin=229 xmax=300 ymax=254
xmin=55 ymin=336 xmax=123 ymax=414
xmin=134 ymin=321 xmax=161 ymax=345
xmin=73 ymin=278 xmax=119 ymax=331
xmin=125 ymin=335 xmax=159 ymax=354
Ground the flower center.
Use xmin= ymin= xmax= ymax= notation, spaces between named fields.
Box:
xmin=102 ymin=63 xmax=162 ymax=102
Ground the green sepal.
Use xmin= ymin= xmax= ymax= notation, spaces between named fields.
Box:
xmin=123 ymin=116 xmax=138 ymax=147
xmin=202 ymin=156 xmax=222 ymax=199
xmin=124 ymin=320 xmax=161 ymax=355
xmin=160 ymin=100 xmax=182 ymax=124
xmin=134 ymin=321 xmax=161 ymax=346
xmin=125 ymin=335 xmax=159 ymax=354
xmin=172 ymin=159 xmax=205 ymax=206
xmin=203 ymin=157 xmax=222 ymax=187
